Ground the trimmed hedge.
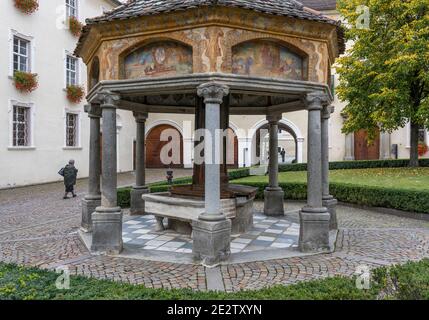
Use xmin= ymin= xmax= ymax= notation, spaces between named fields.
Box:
xmin=235 ymin=181 xmax=429 ymax=214
xmin=278 ymin=158 xmax=429 ymax=172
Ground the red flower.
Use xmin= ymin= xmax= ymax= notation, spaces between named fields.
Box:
xmin=66 ymin=85 xmax=85 ymax=104
xmin=418 ymin=143 xmax=428 ymax=157
xmin=14 ymin=0 xmax=39 ymax=15
xmin=13 ymin=71 xmax=38 ymax=93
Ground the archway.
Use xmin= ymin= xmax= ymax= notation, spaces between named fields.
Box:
xmin=251 ymin=118 xmax=303 ymax=165
xmin=145 ymin=124 xmax=184 ymax=168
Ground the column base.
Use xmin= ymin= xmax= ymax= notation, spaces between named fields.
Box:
xmin=192 ymin=218 xmax=231 ymax=266
xmin=91 ymin=206 xmax=123 ymax=254
xmin=299 ymin=207 xmax=330 ymax=253
xmin=130 ymin=186 xmax=149 ymax=215
xmin=81 ymin=196 xmax=101 ymax=233
xmin=264 ymin=187 xmax=285 ymax=216
xmin=323 ymin=196 xmax=338 ymax=230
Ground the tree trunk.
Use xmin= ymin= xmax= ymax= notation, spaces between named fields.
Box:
xmin=409 ymin=121 xmax=420 ymax=167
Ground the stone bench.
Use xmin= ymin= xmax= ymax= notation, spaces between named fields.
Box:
xmin=143 ymin=189 xmax=256 ymax=235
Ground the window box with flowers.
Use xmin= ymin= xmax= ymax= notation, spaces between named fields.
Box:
xmin=14 ymin=0 xmax=39 ymax=15
xmin=66 ymin=85 xmax=85 ymax=104
xmin=418 ymin=142 xmax=428 ymax=157
xmin=68 ymin=16 xmax=83 ymax=37
xmin=13 ymin=71 xmax=38 ymax=93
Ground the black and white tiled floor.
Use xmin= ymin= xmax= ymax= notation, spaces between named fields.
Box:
xmin=123 ymin=213 xmax=299 ymax=254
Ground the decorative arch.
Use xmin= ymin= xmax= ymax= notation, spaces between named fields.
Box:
xmin=145 ymin=119 xmax=184 ymax=137
xmin=89 ymin=56 xmax=100 ymax=90
xmin=231 ymin=39 xmax=308 ymax=80
xmin=250 ymin=117 xmax=304 ymax=164
xmin=121 ymin=39 xmax=193 ymax=79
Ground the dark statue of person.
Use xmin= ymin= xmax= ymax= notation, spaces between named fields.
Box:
xmin=59 ymin=160 xmax=78 ymax=199
xmin=281 ymin=148 xmax=286 ymax=163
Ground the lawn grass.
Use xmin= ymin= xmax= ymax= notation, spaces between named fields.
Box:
xmin=234 ymin=167 xmax=429 ymax=191
xmin=1 ymin=259 xmax=428 ymax=300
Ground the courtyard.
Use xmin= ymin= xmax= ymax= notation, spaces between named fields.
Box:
xmin=0 ymin=169 xmax=428 ymax=294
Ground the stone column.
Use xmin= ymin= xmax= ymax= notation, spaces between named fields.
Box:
xmin=91 ymin=91 xmax=123 ymax=254
xmin=130 ymin=112 xmax=149 ymax=215
xmin=264 ymin=114 xmax=285 ymax=216
xmin=344 ymin=133 xmax=355 ymax=160
xmin=299 ymin=92 xmax=330 ymax=253
xmin=192 ymin=82 xmax=231 ymax=266
xmin=380 ymin=132 xmax=391 ymax=160
xmin=321 ymin=105 xmax=338 ymax=230
xmin=81 ymin=104 xmax=101 ymax=232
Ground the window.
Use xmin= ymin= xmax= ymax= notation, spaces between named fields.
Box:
xmin=12 ymin=105 xmax=31 ymax=147
xmin=66 ymin=0 xmax=78 ymax=18
xmin=418 ymin=126 xmax=427 ymax=143
xmin=66 ymin=55 xmax=78 ymax=86
xmin=66 ymin=113 xmax=78 ymax=147
xmin=13 ymin=36 xmax=30 ymax=72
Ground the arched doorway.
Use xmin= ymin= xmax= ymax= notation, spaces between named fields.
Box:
xmin=254 ymin=123 xmax=298 ymax=165
xmin=354 ymin=129 xmax=380 ymax=160
xmin=145 ymin=124 xmax=184 ymax=168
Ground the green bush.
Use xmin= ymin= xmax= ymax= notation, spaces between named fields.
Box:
xmin=372 ymin=259 xmax=429 ymax=300
xmin=236 ymin=181 xmax=429 ymax=214
xmin=278 ymin=159 xmax=429 ymax=172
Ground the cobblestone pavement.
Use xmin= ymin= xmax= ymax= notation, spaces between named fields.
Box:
xmin=0 ymin=174 xmax=428 ymax=292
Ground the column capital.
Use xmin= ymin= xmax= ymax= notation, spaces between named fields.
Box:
xmin=197 ymin=82 xmax=229 ymax=104
xmin=322 ymin=105 xmax=335 ymax=120
xmin=133 ymin=112 xmax=148 ymax=123
xmin=95 ymin=90 xmax=121 ymax=108
xmin=304 ymin=92 xmax=330 ymax=111
xmin=266 ymin=114 xmax=282 ymax=124
xmin=84 ymin=104 xmax=102 ymax=118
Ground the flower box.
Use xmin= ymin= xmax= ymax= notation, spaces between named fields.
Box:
xmin=66 ymin=85 xmax=85 ymax=104
xmin=68 ymin=16 xmax=83 ymax=37
xmin=14 ymin=0 xmax=39 ymax=15
xmin=13 ymin=71 xmax=38 ymax=93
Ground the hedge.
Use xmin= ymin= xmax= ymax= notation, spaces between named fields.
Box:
xmin=278 ymin=158 xmax=429 ymax=172
xmin=234 ymin=181 xmax=429 ymax=214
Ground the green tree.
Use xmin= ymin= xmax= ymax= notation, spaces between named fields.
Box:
xmin=336 ymin=0 xmax=429 ymax=166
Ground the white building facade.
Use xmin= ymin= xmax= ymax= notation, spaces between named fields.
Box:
xmin=0 ymin=0 xmax=138 ymax=189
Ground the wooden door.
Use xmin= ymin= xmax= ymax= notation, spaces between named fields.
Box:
xmin=354 ymin=129 xmax=380 ymax=160
xmin=226 ymin=128 xmax=239 ymax=169
xmin=146 ymin=124 xmax=183 ymax=168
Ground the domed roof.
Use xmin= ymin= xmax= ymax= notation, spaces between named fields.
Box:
xmin=88 ymin=0 xmax=337 ymax=25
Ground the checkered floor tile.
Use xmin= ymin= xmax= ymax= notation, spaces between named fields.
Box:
xmin=122 ymin=213 xmax=299 ymax=254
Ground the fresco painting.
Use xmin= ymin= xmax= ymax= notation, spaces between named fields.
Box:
xmin=232 ymin=41 xmax=305 ymax=80
xmin=124 ymin=42 xmax=192 ymax=79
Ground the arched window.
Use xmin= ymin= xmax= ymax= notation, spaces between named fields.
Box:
xmin=123 ymin=41 xmax=192 ymax=79
xmin=89 ymin=57 xmax=100 ymax=90
xmin=232 ymin=40 xmax=307 ymax=80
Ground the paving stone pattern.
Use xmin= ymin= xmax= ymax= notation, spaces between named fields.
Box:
xmin=0 ymin=171 xmax=428 ymax=291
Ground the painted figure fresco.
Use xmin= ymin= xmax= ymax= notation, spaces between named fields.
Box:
xmin=124 ymin=41 xmax=193 ymax=79
xmin=232 ymin=41 xmax=305 ymax=80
